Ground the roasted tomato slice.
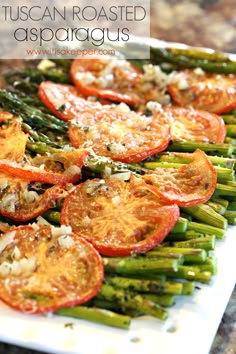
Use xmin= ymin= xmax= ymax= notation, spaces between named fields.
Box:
xmin=60 ymin=178 xmax=179 ymax=257
xmin=0 ymin=172 xmax=67 ymax=221
xmin=38 ymin=82 xmax=106 ymax=121
xmin=71 ymin=56 xmax=142 ymax=106
xmin=0 ymin=112 xmax=15 ymax=122
xmin=168 ymin=69 xmax=236 ymax=114
xmin=0 ymin=149 xmax=88 ymax=185
xmin=152 ymin=106 xmax=226 ymax=143
xmin=0 ymin=114 xmax=28 ymax=162
xmin=0 ymin=225 xmax=104 ymax=313
xmin=69 ymin=109 xmax=171 ymax=163
xmin=141 ymin=149 xmax=217 ymax=207
xmin=71 ymin=57 xmax=172 ymax=107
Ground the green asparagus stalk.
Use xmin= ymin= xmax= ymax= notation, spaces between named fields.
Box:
xmin=55 ymin=305 xmax=131 ymax=329
xmin=106 ymin=276 xmax=183 ymax=295
xmin=211 ymin=197 xmax=229 ymax=209
xmin=22 ymin=122 xmax=56 ymax=146
xmin=225 ymin=136 xmax=236 ymax=145
xmin=140 ymin=294 xmax=175 ymax=307
xmin=150 ymin=47 xmax=236 ymax=73
xmin=223 ymin=211 xmax=236 ymax=225
xmin=182 ymin=204 xmax=228 ymax=229
xmin=214 ymin=183 xmax=236 ymax=198
xmin=42 ymin=210 xmax=61 ymax=224
xmin=152 ymin=46 xmax=233 ymax=63
xmin=205 ymin=200 xmax=227 ymax=215
xmin=97 ymin=284 xmax=168 ymax=320
xmin=187 ymin=222 xmax=225 ymax=239
xmin=167 ymin=140 xmax=234 ymax=157
xmin=147 ymin=154 xmax=235 ymax=170
xmin=26 ymin=142 xmax=61 ymax=155
xmin=169 ymin=217 xmax=188 ymax=233
xmin=0 ymin=89 xmax=68 ymax=134
xmin=143 ymin=161 xmax=235 ymax=183
xmin=144 ymin=251 xmax=184 ymax=263
xmin=226 ymin=125 xmax=236 ymax=138
xmin=199 ymin=256 xmax=217 ymax=275
xmin=147 ymin=247 xmax=207 ymax=264
xmin=181 ymin=281 xmax=196 ymax=295
xmin=166 ymin=266 xmax=212 ymax=283
xmin=226 ymin=181 xmax=236 ymax=187
xmin=227 ymin=201 xmax=236 ymax=210
xmin=164 ymin=235 xmax=216 ymax=251
xmin=87 ymin=298 xmax=140 ymax=316
xmin=221 ymin=115 xmax=236 ymax=125
xmin=4 ymin=68 xmax=72 ymax=86
xmin=164 ymin=230 xmax=205 ymax=242
xmin=103 ymin=257 xmax=179 ymax=276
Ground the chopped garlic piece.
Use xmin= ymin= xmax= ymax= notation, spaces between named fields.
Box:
xmin=194 ymin=67 xmax=205 ymax=76
xmin=112 ymin=195 xmax=121 ymax=206
xmin=37 ymin=59 xmax=55 ymax=70
xmin=110 ymin=172 xmax=131 ymax=181
xmin=51 ymin=225 xmax=72 ymax=237
xmin=146 ymin=101 xmax=162 ymax=113
xmin=58 ymin=235 xmax=75 ymax=249
xmin=11 ymin=246 xmax=21 ymax=260
xmin=177 ymin=79 xmax=189 ymax=90
xmin=81 ymin=215 xmax=91 ymax=227
xmin=0 ymin=231 xmax=16 ymax=254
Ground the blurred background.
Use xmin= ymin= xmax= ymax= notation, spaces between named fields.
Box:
xmin=150 ymin=0 xmax=236 ymax=52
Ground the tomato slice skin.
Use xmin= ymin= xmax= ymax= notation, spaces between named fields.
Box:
xmin=0 ymin=183 xmax=67 ymax=222
xmin=69 ymin=109 xmax=171 ymax=163
xmin=0 ymin=149 xmax=89 ymax=185
xmin=141 ymin=149 xmax=217 ymax=207
xmin=168 ymin=70 xmax=236 ymax=114
xmin=153 ymin=106 xmax=226 ymax=144
xmin=0 ymin=225 xmax=104 ymax=313
xmin=60 ymin=178 xmax=180 ymax=257
xmin=0 ymin=115 xmax=28 ymax=162
xmin=38 ymin=82 xmax=106 ymax=121
xmin=71 ymin=56 xmax=142 ymax=106
xmin=0 ymin=112 xmax=14 ymax=122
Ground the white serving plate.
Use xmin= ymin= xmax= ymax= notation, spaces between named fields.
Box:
xmin=0 ymin=226 xmax=235 ymax=354
xmin=0 ymin=39 xmax=236 ymax=354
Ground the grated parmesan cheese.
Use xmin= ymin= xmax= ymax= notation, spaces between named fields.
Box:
xmin=107 ymin=143 xmax=127 ymax=155
xmin=87 ymin=127 xmax=101 ymax=140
